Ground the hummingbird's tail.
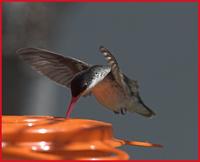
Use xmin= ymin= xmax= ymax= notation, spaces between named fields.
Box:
xmin=129 ymin=95 xmax=156 ymax=118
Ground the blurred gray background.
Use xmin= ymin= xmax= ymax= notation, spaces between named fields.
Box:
xmin=3 ymin=2 xmax=197 ymax=160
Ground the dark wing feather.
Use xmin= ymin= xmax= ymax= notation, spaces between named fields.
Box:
xmin=99 ymin=46 xmax=130 ymax=95
xmin=17 ymin=48 xmax=90 ymax=88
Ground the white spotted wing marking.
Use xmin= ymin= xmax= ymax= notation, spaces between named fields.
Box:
xmin=99 ymin=46 xmax=129 ymax=95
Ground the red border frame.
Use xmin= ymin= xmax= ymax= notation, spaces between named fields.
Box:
xmin=0 ymin=1 xmax=2 ymax=161
xmin=0 ymin=0 xmax=198 ymax=161
xmin=1 ymin=0 xmax=198 ymax=2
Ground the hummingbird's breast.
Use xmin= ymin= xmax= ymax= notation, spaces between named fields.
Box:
xmin=91 ymin=75 xmax=126 ymax=111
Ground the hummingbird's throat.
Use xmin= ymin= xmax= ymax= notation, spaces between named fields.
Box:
xmin=66 ymin=96 xmax=79 ymax=119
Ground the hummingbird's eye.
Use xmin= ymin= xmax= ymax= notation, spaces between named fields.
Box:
xmin=71 ymin=76 xmax=88 ymax=97
xmin=83 ymin=81 xmax=88 ymax=86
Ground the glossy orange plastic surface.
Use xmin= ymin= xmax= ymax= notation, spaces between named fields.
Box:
xmin=2 ymin=116 xmax=162 ymax=160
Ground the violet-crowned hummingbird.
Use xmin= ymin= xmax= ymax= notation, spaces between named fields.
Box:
xmin=18 ymin=46 xmax=155 ymax=118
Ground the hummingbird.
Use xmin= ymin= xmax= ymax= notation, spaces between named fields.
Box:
xmin=18 ymin=46 xmax=155 ymax=118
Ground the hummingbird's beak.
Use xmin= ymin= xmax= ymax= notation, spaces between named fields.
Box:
xmin=66 ymin=96 xmax=79 ymax=119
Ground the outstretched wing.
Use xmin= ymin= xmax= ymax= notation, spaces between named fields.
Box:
xmin=99 ymin=46 xmax=130 ymax=95
xmin=18 ymin=48 xmax=90 ymax=88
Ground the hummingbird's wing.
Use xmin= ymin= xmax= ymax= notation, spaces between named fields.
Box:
xmin=18 ymin=48 xmax=90 ymax=88
xmin=99 ymin=46 xmax=130 ymax=95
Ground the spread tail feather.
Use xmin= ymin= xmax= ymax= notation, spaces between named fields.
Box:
xmin=129 ymin=95 xmax=156 ymax=118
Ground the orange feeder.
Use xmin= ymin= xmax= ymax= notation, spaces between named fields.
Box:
xmin=2 ymin=116 xmax=162 ymax=160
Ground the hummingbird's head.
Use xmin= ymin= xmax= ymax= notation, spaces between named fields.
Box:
xmin=70 ymin=65 xmax=111 ymax=97
xmin=66 ymin=65 xmax=110 ymax=118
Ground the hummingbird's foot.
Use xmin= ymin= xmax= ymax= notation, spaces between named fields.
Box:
xmin=120 ymin=108 xmax=127 ymax=115
xmin=113 ymin=108 xmax=127 ymax=115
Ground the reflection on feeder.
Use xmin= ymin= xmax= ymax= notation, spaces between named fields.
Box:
xmin=2 ymin=116 xmax=162 ymax=160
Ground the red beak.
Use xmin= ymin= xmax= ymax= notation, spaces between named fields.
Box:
xmin=66 ymin=96 xmax=79 ymax=119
